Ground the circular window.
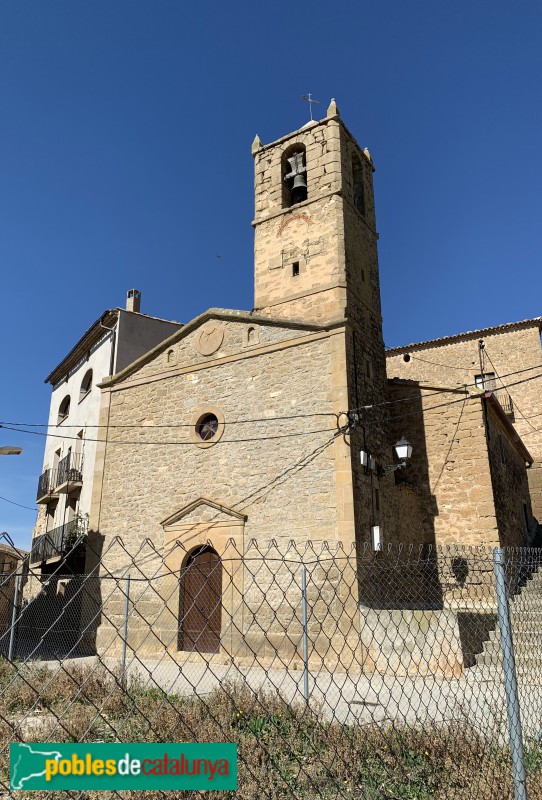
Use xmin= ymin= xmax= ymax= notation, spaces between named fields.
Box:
xmin=403 ymin=354 xmax=411 ymax=363
xmin=196 ymin=413 xmax=219 ymax=441
xmin=190 ymin=407 xmax=225 ymax=449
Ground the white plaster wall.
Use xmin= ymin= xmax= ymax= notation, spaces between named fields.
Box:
xmin=43 ymin=329 xmax=115 ymax=525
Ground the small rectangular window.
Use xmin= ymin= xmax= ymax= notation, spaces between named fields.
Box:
xmin=475 ymin=373 xmax=496 ymax=391
xmin=292 ymin=262 xmax=300 ymax=277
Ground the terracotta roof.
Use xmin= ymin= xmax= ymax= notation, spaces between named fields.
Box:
xmin=0 ymin=543 xmax=29 ymax=559
xmin=386 ymin=317 xmax=542 ymax=355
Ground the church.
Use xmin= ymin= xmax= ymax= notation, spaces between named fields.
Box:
xmin=31 ymin=101 xmax=541 ymax=669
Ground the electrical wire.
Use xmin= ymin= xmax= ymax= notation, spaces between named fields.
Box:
xmin=0 ymin=411 xmax=336 ymax=429
xmin=0 ymin=423 xmax=337 ymax=447
xmin=0 ymin=495 xmax=37 ymax=512
xmin=483 ymin=349 xmax=542 ymax=436
xmin=386 ymin=369 xmax=542 ymax=424
xmin=355 ymin=362 xmax=542 ymax=414
xmin=406 ymin=353 xmax=479 ymax=371
xmin=4 ymin=360 xmax=542 ymax=433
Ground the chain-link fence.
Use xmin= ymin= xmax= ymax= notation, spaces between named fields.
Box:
xmin=0 ymin=531 xmax=541 ymax=798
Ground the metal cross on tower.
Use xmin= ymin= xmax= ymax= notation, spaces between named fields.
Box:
xmin=301 ymin=93 xmax=320 ymax=121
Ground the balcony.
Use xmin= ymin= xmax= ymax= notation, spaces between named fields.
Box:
xmin=30 ymin=517 xmax=88 ymax=565
xmin=493 ymin=389 xmax=514 ymax=419
xmin=36 ymin=469 xmax=58 ymax=504
xmin=55 ymin=452 xmax=83 ymax=494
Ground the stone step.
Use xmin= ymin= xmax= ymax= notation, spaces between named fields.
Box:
xmin=474 ymin=565 xmax=542 ymax=669
xmin=510 ymin=610 xmax=542 ymax=619
xmin=476 ymin=652 xmax=542 ymax=670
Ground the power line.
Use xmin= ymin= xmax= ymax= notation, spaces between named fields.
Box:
xmin=0 ymin=411 xmax=337 ymax=429
xmin=483 ymin=348 xmax=542 ymax=437
xmin=386 ymin=369 xmax=542 ymax=424
xmin=3 ymin=360 xmax=542 ymax=432
xmin=0 ymin=423 xmax=338 ymax=447
xmin=408 ymin=353 xmax=479 ymax=371
xmin=356 ymin=362 xmax=542 ymax=414
xmin=0 ymin=495 xmax=37 ymax=512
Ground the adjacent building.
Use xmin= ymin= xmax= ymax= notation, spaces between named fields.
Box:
xmin=31 ymin=291 xmax=181 ymax=571
xmin=386 ymin=318 xmax=542 ymax=525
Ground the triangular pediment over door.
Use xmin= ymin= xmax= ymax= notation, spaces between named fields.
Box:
xmin=161 ymin=497 xmax=246 ymax=562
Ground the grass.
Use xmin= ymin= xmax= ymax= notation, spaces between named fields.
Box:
xmin=0 ymin=658 xmax=540 ymax=798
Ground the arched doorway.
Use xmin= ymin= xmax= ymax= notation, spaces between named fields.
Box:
xmin=178 ymin=546 xmax=222 ymax=653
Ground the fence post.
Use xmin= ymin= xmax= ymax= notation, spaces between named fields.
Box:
xmin=301 ymin=566 xmax=309 ymax=705
xmin=493 ymin=548 xmax=528 ymax=800
xmin=121 ymin=574 xmax=131 ymax=684
xmin=8 ymin=575 xmax=20 ymax=662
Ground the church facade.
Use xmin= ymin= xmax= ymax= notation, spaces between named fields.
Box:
xmin=89 ymin=100 xmax=399 ymax=565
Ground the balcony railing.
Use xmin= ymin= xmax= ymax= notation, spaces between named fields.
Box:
xmin=30 ymin=517 xmax=88 ymax=565
xmin=36 ymin=469 xmax=56 ymax=502
xmin=56 ymin=452 xmax=83 ymax=488
xmin=493 ymin=389 xmax=514 ymax=418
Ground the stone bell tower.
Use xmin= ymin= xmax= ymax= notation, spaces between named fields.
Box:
xmin=252 ymin=101 xmax=393 ymax=549
xmin=252 ymin=99 xmax=381 ymax=328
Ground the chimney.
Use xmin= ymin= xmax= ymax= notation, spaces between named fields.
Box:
xmin=126 ymin=289 xmax=141 ymax=313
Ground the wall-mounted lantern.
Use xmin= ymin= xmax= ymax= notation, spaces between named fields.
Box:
xmin=359 ymin=436 xmax=413 ymax=479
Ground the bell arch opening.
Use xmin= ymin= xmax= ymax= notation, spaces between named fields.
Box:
xmin=282 ymin=144 xmax=307 ymax=208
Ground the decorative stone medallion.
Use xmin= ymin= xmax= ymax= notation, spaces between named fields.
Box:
xmin=195 ymin=323 xmax=224 ymax=356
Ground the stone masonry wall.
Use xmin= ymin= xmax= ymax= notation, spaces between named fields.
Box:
xmin=485 ymin=399 xmax=534 ymax=548
xmin=386 ymin=323 xmax=542 ymax=518
xmin=387 ymin=381 xmax=500 ymax=548
xmin=87 ymin=321 xmax=364 ymax=663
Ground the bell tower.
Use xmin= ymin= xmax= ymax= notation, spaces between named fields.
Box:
xmin=252 ymin=102 xmax=393 ymax=549
xmin=252 ymin=99 xmax=380 ymax=327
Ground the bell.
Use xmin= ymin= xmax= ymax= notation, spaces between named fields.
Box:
xmin=291 ymin=172 xmax=307 ymax=204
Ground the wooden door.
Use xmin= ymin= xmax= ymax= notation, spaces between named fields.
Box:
xmin=179 ymin=547 xmax=222 ymax=653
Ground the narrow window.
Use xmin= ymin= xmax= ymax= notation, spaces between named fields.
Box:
xmin=167 ymin=349 xmax=175 ymax=364
xmin=57 ymin=396 xmax=70 ymax=425
xmin=80 ymin=369 xmax=93 ymax=400
xmin=292 ymin=261 xmax=300 ymax=277
xmin=374 ymin=488 xmax=380 ymax=512
xmin=352 ymin=153 xmax=365 ymax=215
xmin=282 ymin=145 xmax=307 ymax=208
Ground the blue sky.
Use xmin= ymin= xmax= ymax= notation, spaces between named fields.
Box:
xmin=1 ymin=1 xmax=541 ymax=546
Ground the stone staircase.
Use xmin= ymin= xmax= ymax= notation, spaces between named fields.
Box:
xmin=475 ymin=562 xmax=542 ymax=673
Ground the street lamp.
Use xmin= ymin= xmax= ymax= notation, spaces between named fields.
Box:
xmin=377 ymin=437 xmax=413 ymax=478
xmin=393 ymin=436 xmax=413 ymax=461
xmin=0 ymin=446 xmax=23 ymax=455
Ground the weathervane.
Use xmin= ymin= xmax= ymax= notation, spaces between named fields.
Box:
xmin=301 ymin=93 xmax=320 ymax=121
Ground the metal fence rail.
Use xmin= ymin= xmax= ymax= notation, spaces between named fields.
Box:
xmin=0 ymin=531 xmax=541 ymax=799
